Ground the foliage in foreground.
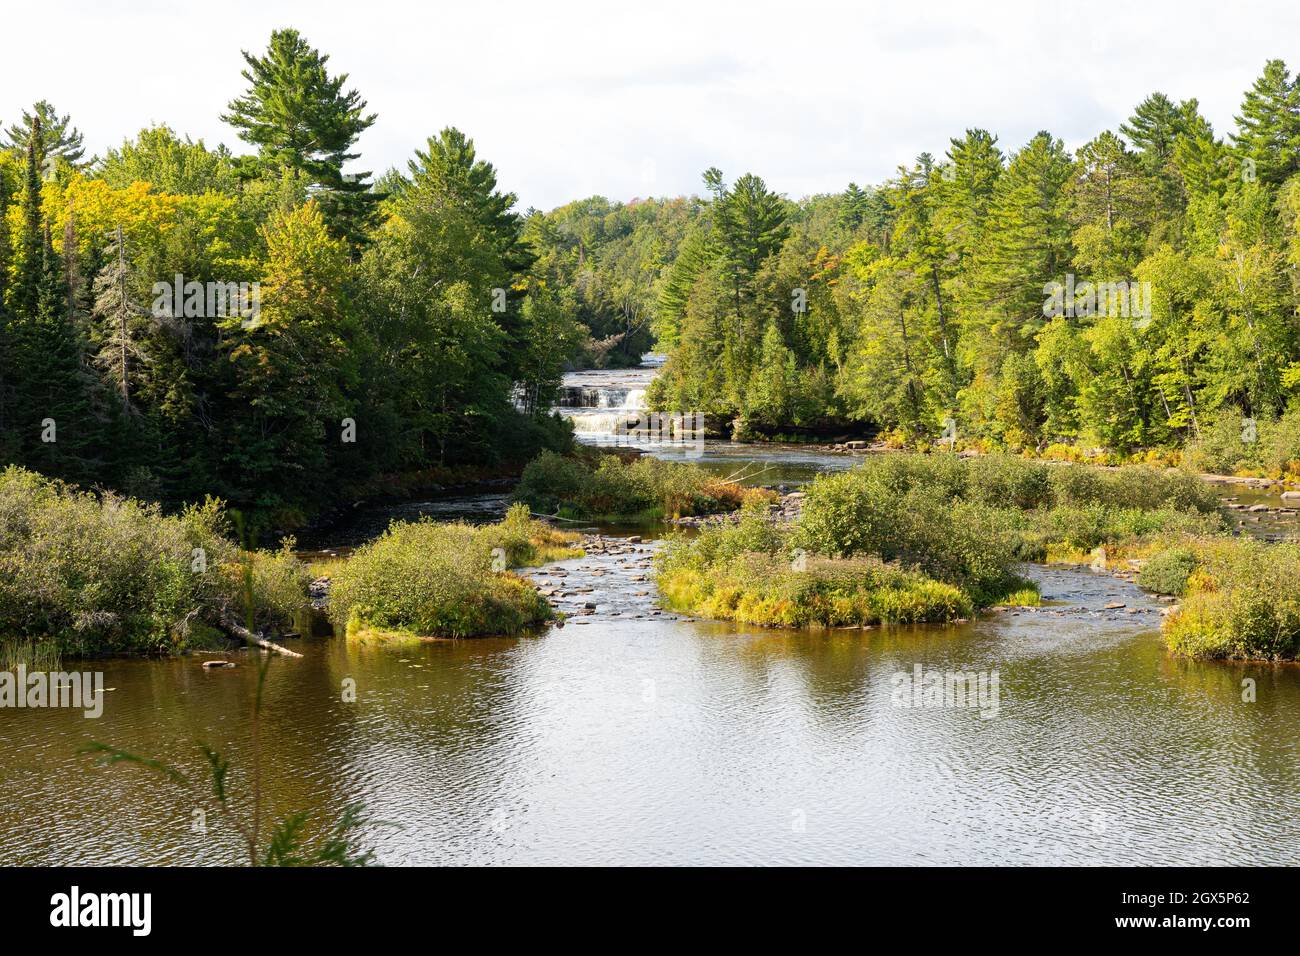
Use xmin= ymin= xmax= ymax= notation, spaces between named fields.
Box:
xmin=1160 ymin=538 xmax=1300 ymax=661
xmin=328 ymin=504 xmax=578 ymax=640
xmin=513 ymin=449 xmax=768 ymax=522
xmin=84 ymin=560 xmax=378 ymax=866
xmin=0 ymin=467 xmax=309 ymax=655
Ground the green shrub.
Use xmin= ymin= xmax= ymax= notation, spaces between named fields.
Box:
xmin=656 ymin=506 xmax=974 ymax=626
xmin=480 ymin=503 xmax=583 ymax=566
xmin=514 ymin=449 xmax=762 ymax=521
xmin=1137 ymin=547 xmax=1199 ymax=596
xmin=0 ymin=467 xmax=305 ymax=655
xmin=328 ymin=515 xmax=558 ymax=639
xmin=793 ymin=466 xmax=1023 ymax=605
xmin=1047 ymin=463 xmax=1219 ymax=514
xmin=658 ymin=550 xmax=972 ymax=627
xmin=1163 ymin=538 xmax=1300 ymax=660
xmin=1184 ymin=406 xmax=1300 ymax=479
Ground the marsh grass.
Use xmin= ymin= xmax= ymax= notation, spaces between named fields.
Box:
xmin=0 ymin=637 xmax=62 ymax=671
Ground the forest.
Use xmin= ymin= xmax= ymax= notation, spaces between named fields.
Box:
xmin=4 ymin=34 xmax=1300 ymax=537
xmin=642 ymin=68 xmax=1300 ymax=467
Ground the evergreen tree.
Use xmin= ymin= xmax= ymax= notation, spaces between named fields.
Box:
xmin=223 ymin=29 xmax=378 ymax=243
xmin=1120 ymin=92 xmax=1192 ymax=221
xmin=713 ymin=172 xmax=789 ymax=320
xmin=1232 ymin=59 xmax=1300 ymax=186
xmin=14 ymin=116 xmax=46 ymax=318
xmin=1069 ymin=130 xmax=1154 ymax=275
xmin=91 ymin=225 xmax=150 ymax=413
xmin=1 ymin=100 xmax=87 ymax=170
xmin=961 ymin=132 xmax=1072 ymax=425
xmin=839 ymin=182 xmax=870 ymax=232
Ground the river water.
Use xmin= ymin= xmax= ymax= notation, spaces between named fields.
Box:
xmin=2 ymin=358 xmax=1298 ymax=865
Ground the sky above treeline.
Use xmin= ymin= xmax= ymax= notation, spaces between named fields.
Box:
xmin=3 ymin=0 xmax=1295 ymax=210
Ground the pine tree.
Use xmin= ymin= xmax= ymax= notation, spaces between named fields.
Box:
xmin=1232 ymin=59 xmax=1300 ymax=186
xmin=839 ymin=182 xmax=870 ymax=232
xmin=713 ymin=172 xmax=788 ymax=320
xmin=1 ymin=100 xmax=87 ymax=170
xmin=1120 ymin=92 xmax=1190 ymax=219
xmin=14 ymin=115 xmax=46 ymax=318
xmin=92 ymin=225 xmax=150 ymax=413
xmin=1069 ymin=131 xmax=1154 ymax=275
xmin=0 ymin=169 xmax=11 ymax=448
xmin=223 ymin=29 xmax=378 ymax=244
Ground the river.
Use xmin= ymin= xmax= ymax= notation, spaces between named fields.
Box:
xmin=2 ymin=357 xmax=1298 ymax=865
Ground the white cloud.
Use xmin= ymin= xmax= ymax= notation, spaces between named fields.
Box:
xmin=1 ymin=0 xmax=1294 ymax=208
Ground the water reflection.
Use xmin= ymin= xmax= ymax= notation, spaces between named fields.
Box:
xmin=3 ymin=564 xmax=1298 ymax=865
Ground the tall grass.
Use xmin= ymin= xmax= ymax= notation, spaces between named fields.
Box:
xmin=1 ymin=637 xmax=62 ymax=671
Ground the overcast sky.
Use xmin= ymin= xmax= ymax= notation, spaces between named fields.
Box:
xmin=2 ymin=0 xmax=1295 ymax=209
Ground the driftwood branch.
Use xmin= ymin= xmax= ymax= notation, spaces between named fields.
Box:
xmin=214 ymin=607 xmax=303 ymax=658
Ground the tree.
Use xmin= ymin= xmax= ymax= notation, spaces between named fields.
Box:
xmin=839 ymin=182 xmax=870 ymax=232
xmin=92 ymin=225 xmax=150 ymax=413
xmin=713 ymin=171 xmax=789 ymax=320
xmin=1232 ymin=59 xmax=1300 ymax=187
xmin=13 ymin=115 xmax=46 ymax=318
xmin=961 ymin=132 xmax=1073 ymax=425
xmin=2 ymin=100 xmax=87 ymax=170
xmin=223 ymin=29 xmax=378 ymax=243
xmin=222 ymin=200 xmax=353 ymax=511
xmin=99 ymin=126 xmax=242 ymax=196
xmin=1069 ymin=130 xmax=1154 ymax=275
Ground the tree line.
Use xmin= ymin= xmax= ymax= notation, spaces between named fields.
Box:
xmin=0 ymin=29 xmax=583 ymax=528
xmin=5 ymin=43 xmax=1300 ymax=528
xmin=644 ymin=62 xmax=1300 ymax=459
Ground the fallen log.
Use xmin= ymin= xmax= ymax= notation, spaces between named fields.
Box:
xmin=215 ymin=608 xmax=303 ymax=659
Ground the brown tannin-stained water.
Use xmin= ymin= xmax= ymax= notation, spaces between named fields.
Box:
xmin=2 ymin=357 xmax=1298 ymax=865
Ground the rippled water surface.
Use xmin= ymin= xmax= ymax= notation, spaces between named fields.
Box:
xmin=3 ymin=561 xmax=1298 ymax=865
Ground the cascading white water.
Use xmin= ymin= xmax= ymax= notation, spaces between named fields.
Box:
xmin=568 ymin=386 xmax=646 ymax=433
xmin=554 ymin=358 xmax=660 ymax=439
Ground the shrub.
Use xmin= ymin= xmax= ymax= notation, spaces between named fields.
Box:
xmin=514 ymin=449 xmax=763 ymax=521
xmin=793 ymin=465 xmax=1023 ymax=605
xmin=658 ymin=550 xmax=972 ymax=628
xmin=480 ymin=503 xmax=583 ymax=566
xmin=1162 ymin=538 xmax=1300 ymax=660
xmin=1137 ymin=547 xmax=1199 ymax=596
xmin=1184 ymin=406 xmax=1300 ymax=479
xmin=0 ymin=467 xmax=305 ymax=655
xmin=328 ymin=514 xmax=560 ymax=639
xmin=656 ymin=507 xmax=974 ymax=626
